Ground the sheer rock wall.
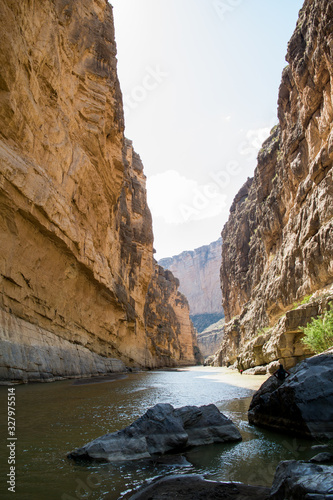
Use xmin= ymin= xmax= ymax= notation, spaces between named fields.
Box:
xmin=219 ymin=0 xmax=333 ymax=369
xmin=0 ymin=0 xmax=198 ymax=381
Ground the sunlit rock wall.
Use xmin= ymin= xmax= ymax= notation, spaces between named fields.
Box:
xmin=0 ymin=0 xmax=198 ymax=380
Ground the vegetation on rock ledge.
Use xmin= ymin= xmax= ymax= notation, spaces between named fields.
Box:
xmin=301 ymin=308 xmax=333 ymax=354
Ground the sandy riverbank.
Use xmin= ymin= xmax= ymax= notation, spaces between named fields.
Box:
xmin=183 ymin=365 xmax=269 ymax=392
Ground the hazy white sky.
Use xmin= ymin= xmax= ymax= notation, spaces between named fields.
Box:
xmin=111 ymin=0 xmax=304 ymax=259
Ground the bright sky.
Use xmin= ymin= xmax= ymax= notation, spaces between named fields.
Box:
xmin=111 ymin=0 xmax=304 ymax=260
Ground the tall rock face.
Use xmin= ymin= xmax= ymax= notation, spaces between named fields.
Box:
xmin=219 ymin=0 xmax=333 ymax=370
xmin=0 ymin=0 xmax=198 ymax=381
xmin=145 ymin=266 xmax=203 ymax=366
xmin=196 ymin=318 xmax=225 ymax=360
xmin=159 ymin=239 xmax=224 ymax=333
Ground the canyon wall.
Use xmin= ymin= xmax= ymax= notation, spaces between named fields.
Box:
xmin=196 ymin=318 xmax=224 ymax=360
xmin=218 ymin=0 xmax=333 ymax=370
xmin=0 ymin=0 xmax=198 ymax=381
xmin=159 ymin=238 xmax=224 ymax=333
xmin=145 ymin=265 xmax=203 ymax=366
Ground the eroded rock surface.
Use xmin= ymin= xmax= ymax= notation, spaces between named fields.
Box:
xmin=248 ymin=350 xmax=333 ymax=439
xmin=68 ymin=403 xmax=241 ymax=462
xmin=219 ymin=0 xmax=333 ymax=369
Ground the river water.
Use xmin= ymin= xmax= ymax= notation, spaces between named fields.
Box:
xmin=0 ymin=366 xmax=318 ymax=500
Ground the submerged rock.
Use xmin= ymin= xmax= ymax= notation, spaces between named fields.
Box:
xmin=68 ymin=403 xmax=241 ymax=462
xmin=123 ymin=474 xmax=270 ymax=500
xmin=248 ymin=351 xmax=333 ymax=439
xmin=270 ymin=460 xmax=333 ymax=500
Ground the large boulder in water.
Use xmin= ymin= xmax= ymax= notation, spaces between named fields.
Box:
xmin=248 ymin=350 xmax=333 ymax=439
xmin=270 ymin=460 xmax=333 ymax=499
xmin=68 ymin=403 xmax=241 ymax=462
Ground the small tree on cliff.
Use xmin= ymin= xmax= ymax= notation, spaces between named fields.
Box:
xmin=301 ymin=307 xmax=333 ymax=354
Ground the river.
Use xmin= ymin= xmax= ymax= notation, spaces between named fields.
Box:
xmin=0 ymin=366 xmax=317 ymax=500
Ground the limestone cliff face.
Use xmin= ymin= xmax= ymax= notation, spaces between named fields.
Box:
xmin=0 ymin=0 xmax=198 ymax=381
xmin=197 ymin=318 xmax=224 ymax=359
xmin=145 ymin=265 xmax=203 ymax=367
xmin=219 ymin=0 xmax=333 ymax=370
xmin=159 ymin=239 xmax=224 ymax=332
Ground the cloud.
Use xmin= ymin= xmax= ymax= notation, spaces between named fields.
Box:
xmin=147 ymin=170 xmax=227 ymax=225
xmin=245 ymin=125 xmax=271 ymax=150
xmin=238 ymin=121 xmax=277 ymax=164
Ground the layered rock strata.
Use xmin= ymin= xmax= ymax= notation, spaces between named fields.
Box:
xmin=219 ymin=0 xmax=333 ymax=369
xmin=0 ymin=0 xmax=198 ymax=380
xmin=159 ymin=239 xmax=224 ymax=333
xmin=197 ymin=318 xmax=224 ymax=359
xmin=230 ymin=287 xmax=332 ymax=372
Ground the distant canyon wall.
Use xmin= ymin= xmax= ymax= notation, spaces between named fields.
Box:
xmin=0 ymin=0 xmax=198 ymax=381
xmin=218 ymin=0 xmax=333 ymax=370
xmin=159 ymin=238 xmax=224 ymax=333
xmin=196 ymin=318 xmax=225 ymax=359
xmin=145 ymin=266 xmax=203 ymax=366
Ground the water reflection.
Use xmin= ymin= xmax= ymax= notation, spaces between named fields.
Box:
xmin=0 ymin=367 xmax=317 ymax=500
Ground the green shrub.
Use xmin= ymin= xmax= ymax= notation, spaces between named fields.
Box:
xmin=292 ymin=294 xmax=312 ymax=310
xmin=301 ymin=308 xmax=333 ymax=354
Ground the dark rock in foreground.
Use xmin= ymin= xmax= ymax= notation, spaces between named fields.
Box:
xmin=270 ymin=460 xmax=333 ymax=499
xmin=248 ymin=351 xmax=333 ymax=439
xmin=68 ymin=403 xmax=241 ymax=462
xmin=122 ymin=474 xmax=270 ymax=500
xmin=121 ymin=460 xmax=333 ymax=500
